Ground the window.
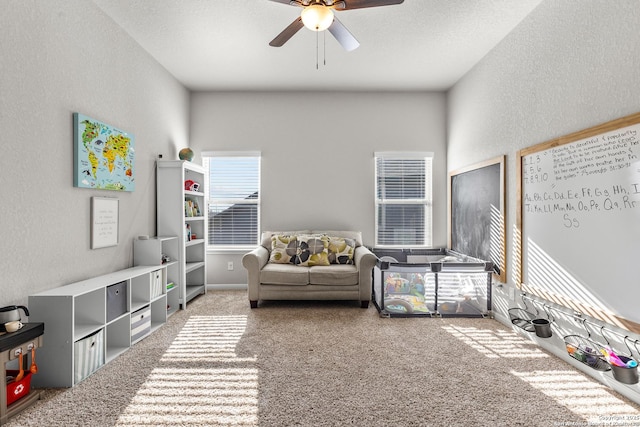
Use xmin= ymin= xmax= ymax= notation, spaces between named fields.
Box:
xmin=203 ymin=152 xmax=260 ymax=248
xmin=374 ymin=152 xmax=433 ymax=247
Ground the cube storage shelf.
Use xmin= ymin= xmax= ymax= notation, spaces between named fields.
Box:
xmin=156 ymin=160 xmax=207 ymax=308
xmin=133 ymin=236 xmax=180 ymax=317
xmin=372 ymin=248 xmax=493 ymax=318
xmin=28 ymin=265 xmax=167 ymax=388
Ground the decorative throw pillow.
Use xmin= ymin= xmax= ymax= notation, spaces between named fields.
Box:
xmin=293 ymin=234 xmax=330 ymax=266
xmin=269 ymin=234 xmax=297 ymax=264
xmin=326 ymin=236 xmax=356 ymax=264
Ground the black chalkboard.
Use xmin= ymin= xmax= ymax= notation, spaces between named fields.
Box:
xmin=449 ymin=156 xmax=505 ymax=282
xmin=517 ymin=112 xmax=640 ymax=332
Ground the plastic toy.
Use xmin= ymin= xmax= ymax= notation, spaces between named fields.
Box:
xmin=601 ymin=346 xmax=629 ymax=368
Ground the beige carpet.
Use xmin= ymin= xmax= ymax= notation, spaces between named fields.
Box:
xmin=6 ymin=290 xmax=640 ymax=427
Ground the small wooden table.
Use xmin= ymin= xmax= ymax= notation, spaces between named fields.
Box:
xmin=0 ymin=323 xmax=44 ymax=425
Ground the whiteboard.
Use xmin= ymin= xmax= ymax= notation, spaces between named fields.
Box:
xmin=517 ymin=113 xmax=640 ymax=329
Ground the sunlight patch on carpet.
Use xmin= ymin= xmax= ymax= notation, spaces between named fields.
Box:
xmin=161 ymin=315 xmax=257 ymax=363
xmin=511 ymin=369 xmax=640 ymax=424
xmin=441 ymin=324 xmax=549 ymax=358
xmin=115 ymin=315 xmax=258 ymax=426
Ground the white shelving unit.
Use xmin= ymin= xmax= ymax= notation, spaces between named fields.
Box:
xmin=133 ymin=236 xmax=180 ymax=317
xmin=156 ymin=160 xmax=207 ymax=308
xmin=28 ymin=265 xmax=167 ymax=388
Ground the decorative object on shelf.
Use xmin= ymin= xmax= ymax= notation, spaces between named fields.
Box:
xmin=91 ymin=197 xmax=119 ymax=249
xmin=184 ymin=179 xmax=200 ymax=192
xmin=178 ymin=147 xmax=194 ymax=162
xmin=73 ymin=113 xmax=135 ymax=192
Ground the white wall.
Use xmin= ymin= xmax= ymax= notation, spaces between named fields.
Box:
xmin=448 ymin=0 xmax=640 ymax=288
xmin=0 ymin=1 xmax=189 ymax=306
xmin=447 ymin=0 xmax=640 ymax=404
xmin=190 ymin=91 xmax=447 ymax=284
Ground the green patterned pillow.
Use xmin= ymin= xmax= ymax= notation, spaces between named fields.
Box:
xmin=294 ymin=235 xmax=330 ymax=266
xmin=269 ymin=234 xmax=297 ymax=264
xmin=326 ymin=236 xmax=356 ymax=264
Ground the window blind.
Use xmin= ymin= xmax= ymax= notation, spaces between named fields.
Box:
xmin=374 ymin=152 xmax=433 ymax=247
xmin=204 ymin=154 xmax=260 ymax=247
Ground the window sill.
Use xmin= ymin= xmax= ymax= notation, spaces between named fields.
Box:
xmin=207 ymin=246 xmax=259 ymax=255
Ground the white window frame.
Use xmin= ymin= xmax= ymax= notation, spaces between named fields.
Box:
xmin=374 ymin=151 xmax=433 ymax=248
xmin=203 ymin=151 xmax=261 ymax=252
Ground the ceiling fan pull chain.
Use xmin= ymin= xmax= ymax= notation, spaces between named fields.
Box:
xmin=316 ymin=28 xmax=319 ymax=70
xmin=324 ymin=29 xmax=327 ymax=66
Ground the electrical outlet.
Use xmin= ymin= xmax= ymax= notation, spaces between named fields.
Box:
xmin=227 ymin=261 xmax=234 ymax=271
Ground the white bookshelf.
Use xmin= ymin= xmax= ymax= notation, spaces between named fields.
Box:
xmin=156 ymin=160 xmax=207 ymax=308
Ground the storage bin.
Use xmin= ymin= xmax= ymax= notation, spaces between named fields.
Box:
xmin=131 ymin=305 xmax=151 ymax=343
xmin=6 ymin=370 xmax=32 ymax=406
xmin=106 ymin=281 xmax=128 ymax=322
xmin=372 ymin=248 xmax=493 ymax=317
xmin=74 ymin=329 xmax=105 ymax=384
xmin=610 ymin=355 xmax=639 ymax=384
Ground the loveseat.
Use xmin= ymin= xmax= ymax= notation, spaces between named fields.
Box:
xmin=242 ymin=230 xmax=377 ymax=308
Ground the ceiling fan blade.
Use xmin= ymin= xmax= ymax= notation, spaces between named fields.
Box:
xmin=333 ymin=0 xmax=404 ymax=10
xmin=327 ymin=17 xmax=360 ymax=51
xmin=269 ymin=17 xmax=304 ymax=47
xmin=267 ymin=0 xmax=303 ymax=6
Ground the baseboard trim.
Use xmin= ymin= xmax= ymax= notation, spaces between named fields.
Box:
xmin=206 ymin=283 xmax=248 ymax=291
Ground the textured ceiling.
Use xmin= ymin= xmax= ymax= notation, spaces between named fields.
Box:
xmin=91 ymin=0 xmax=542 ymax=91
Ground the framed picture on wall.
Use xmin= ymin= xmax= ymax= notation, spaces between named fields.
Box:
xmin=73 ymin=113 xmax=135 ymax=191
xmin=91 ymin=197 xmax=119 ymax=249
xmin=448 ymin=155 xmax=506 ymax=282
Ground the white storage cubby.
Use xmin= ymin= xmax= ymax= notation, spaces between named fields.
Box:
xmin=28 ymin=265 xmax=167 ymax=388
xmin=133 ymin=236 xmax=181 ymax=316
xmin=156 ymin=160 xmax=207 ymax=309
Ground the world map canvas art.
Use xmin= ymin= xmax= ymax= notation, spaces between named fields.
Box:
xmin=73 ymin=113 xmax=135 ymax=191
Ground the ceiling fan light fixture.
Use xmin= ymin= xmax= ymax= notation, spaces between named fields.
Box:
xmin=301 ymin=4 xmax=334 ymax=31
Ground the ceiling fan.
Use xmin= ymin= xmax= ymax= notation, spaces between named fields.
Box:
xmin=268 ymin=0 xmax=404 ymax=52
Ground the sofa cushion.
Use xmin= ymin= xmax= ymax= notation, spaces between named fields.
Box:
xmin=261 ymin=230 xmax=312 ymax=250
xmin=309 ymin=265 xmax=359 ymax=286
xmin=261 ymin=263 xmax=309 ymax=285
xmin=296 ymin=235 xmax=330 ymax=266
xmin=311 ymin=230 xmax=362 ymax=247
xmin=325 ymin=235 xmax=356 ymax=265
xmin=269 ymin=234 xmax=297 ymax=264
